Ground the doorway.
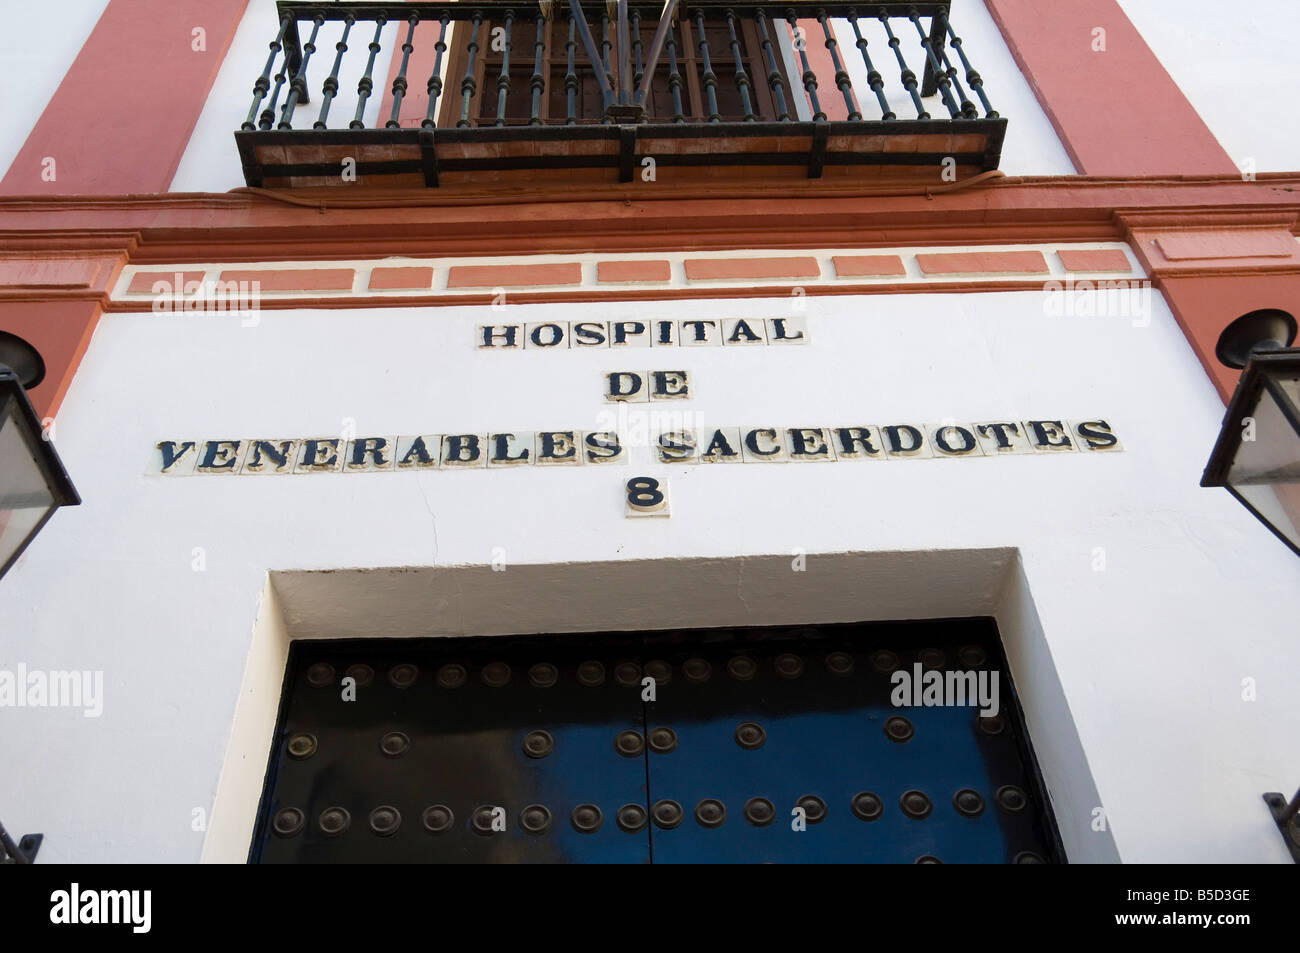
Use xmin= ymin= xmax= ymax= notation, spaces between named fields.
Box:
xmin=251 ymin=618 xmax=1061 ymax=863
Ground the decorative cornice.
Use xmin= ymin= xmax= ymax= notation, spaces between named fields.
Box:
xmin=0 ymin=175 xmax=1295 ymax=266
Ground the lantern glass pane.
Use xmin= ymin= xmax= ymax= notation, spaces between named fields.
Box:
xmin=0 ymin=396 xmax=57 ymax=573
xmin=1225 ymin=374 xmax=1300 ymax=554
xmin=1280 ymin=374 xmax=1300 ymax=411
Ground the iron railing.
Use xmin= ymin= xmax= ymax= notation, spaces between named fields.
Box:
xmin=236 ymin=1 xmax=1007 ymax=186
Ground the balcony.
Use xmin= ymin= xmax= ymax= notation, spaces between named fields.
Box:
xmin=236 ymin=1 xmax=1007 ymax=189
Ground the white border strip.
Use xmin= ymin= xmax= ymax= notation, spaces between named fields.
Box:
xmin=111 ymin=242 xmax=1144 ymax=304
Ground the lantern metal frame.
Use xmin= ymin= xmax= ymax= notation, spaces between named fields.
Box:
xmin=1200 ymin=350 xmax=1300 ymax=559
xmin=1201 ymin=310 xmax=1300 ymax=863
xmin=1263 ymin=789 xmax=1300 ymax=863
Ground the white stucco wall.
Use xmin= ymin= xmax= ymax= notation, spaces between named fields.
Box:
xmin=0 ymin=0 xmax=111 ymax=182
xmin=1 ymin=282 xmax=1296 ymax=862
xmin=1119 ymin=0 xmax=1299 ymax=174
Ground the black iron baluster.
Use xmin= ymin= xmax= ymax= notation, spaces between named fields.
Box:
xmin=633 ymin=0 xmax=681 ymax=112
xmin=261 ymin=51 xmax=289 ymax=128
xmin=459 ymin=11 xmax=484 ymax=127
xmin=314 ymin=14 xmax=355 ymax=129
xmin=283 ymin=17 xmax=305 ymax=98
xmin=725 ymin=8 xmax=756 ymax=120
xmin=423 ymin=14 xmax=452 ymax=129
xmin=616 ymin=0 xmax=631 ymax=105
xmin=878 ymin=9 xmax=926 ymax=118
xmin=600 ymin=7 xmax=612 ymax=119
xmin=565 ymin=9 xmax=579 ymax=123
xmin=495 ymin=9 xmax=514 ymax=125
xmin=278 ymin=14 xmax=323 ymax=129
xmin=945 ymin=13 xmax=996 ymax=117
xmin=755 ymin=8 xmax=789 ymax=121
xmin=939 ymin=43 xmax=975 ymax=118
xmin=387 ymin=13 xmax=421 ymax=128
xmin=631 ymin=9 xmax=644 ymax=96
xmin=917 ymin=7 xmax=944 ymax=96
xmin=601 ymin=8 xmax=613 ymax=92
xmin=351 ymin=17 xmax=387 ymax=130
xmin=244 ymin=12 xmax=292 ymax=130
xmin=787 ymin=7 xmax=825 ymax=121
xmin=666 ymin=22 xmax=685 ymax=121
xmin=848 ymin=9 xmax=892 ymax=119
xmin=909 ymin=9 xmax=958 ymax=118
xmin=695 ymin=10 xmax=720 ymax=122
xmin=568 ymin=0 xmax=616 ymax=116
xmin=261 ymin=55 xmax=289 ymax=129
xmin=529 ymin=9 xmax=547 ymax=125
xmin=817 ymin=8 xmax=857 ymax=120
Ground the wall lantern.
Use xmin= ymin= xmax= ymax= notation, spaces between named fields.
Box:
xmin=1200 ymin=309 xmax=1300 ymax=559
xmin=0 ymin=330 xmax=80 ymax=583
xmin=1200 ymin=309 xmax=1300 ymax=863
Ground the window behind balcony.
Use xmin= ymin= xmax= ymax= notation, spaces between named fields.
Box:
xmin=441 ymin=15 xmax=792 ymax=126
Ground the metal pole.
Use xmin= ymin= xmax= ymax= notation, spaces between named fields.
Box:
xmin=617 ymin=0 xmax=631 ymax=104
xmin=568 ymin=0 xmax=616 ymax=105
xmin=634 ymin=0 xmax=679 ymax=107
xmin=1283 ymin=789 xmax=1300 ymax=826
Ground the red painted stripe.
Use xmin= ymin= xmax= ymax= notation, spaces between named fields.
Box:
xmin=984 ymin=0 xmax=1234 ymax=176
xmin=1153 ymin=273 xmax=1300 ymax=403
xmin=792 ymin=20 xmax=855 ymax=121
xmin=378 ymin=12 xmax=446 ymax=129
xmin=1 ymin=1 xmax=249 ymax=194
xmin=0 ymin=300 xmax=102 ymax=419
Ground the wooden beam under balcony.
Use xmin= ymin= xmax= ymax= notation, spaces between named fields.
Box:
xmin=237 ymin=118 xmax=1005 ymax=188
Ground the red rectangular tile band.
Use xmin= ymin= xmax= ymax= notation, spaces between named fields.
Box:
xmin=445 ymin=263 xmax=584 ymax=289
xmin=684 ymin=257 xmax=821 ymax=281
xmin=915 ymin=251 xmax=1050 ymax=276
xmin=217 ymin=269 xmax=356 ymax=292
xmin=0 ymin=0 xmax=248 ymax=194
xmin=127 ymin=271 xmax=209 ymax=294
xmin=832 ymin=255 xmax=907 ymax=278
xmin=984 ymin=0 xmax=1235 ymax=176
xmin=369 ymin=266 xmax=435 ymax=290
xmin=1056 ymin=249 xmax=1132 ymax=273
xmin=597 ymin=260 xmax=673 ymax=283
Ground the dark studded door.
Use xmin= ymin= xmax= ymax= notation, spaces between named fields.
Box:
xmin=251 ymin=620 xmax=1062 ymax=863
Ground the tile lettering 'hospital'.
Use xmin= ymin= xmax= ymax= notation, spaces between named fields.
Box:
xmin=478 ymin=318 xmax=807 ymax=349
